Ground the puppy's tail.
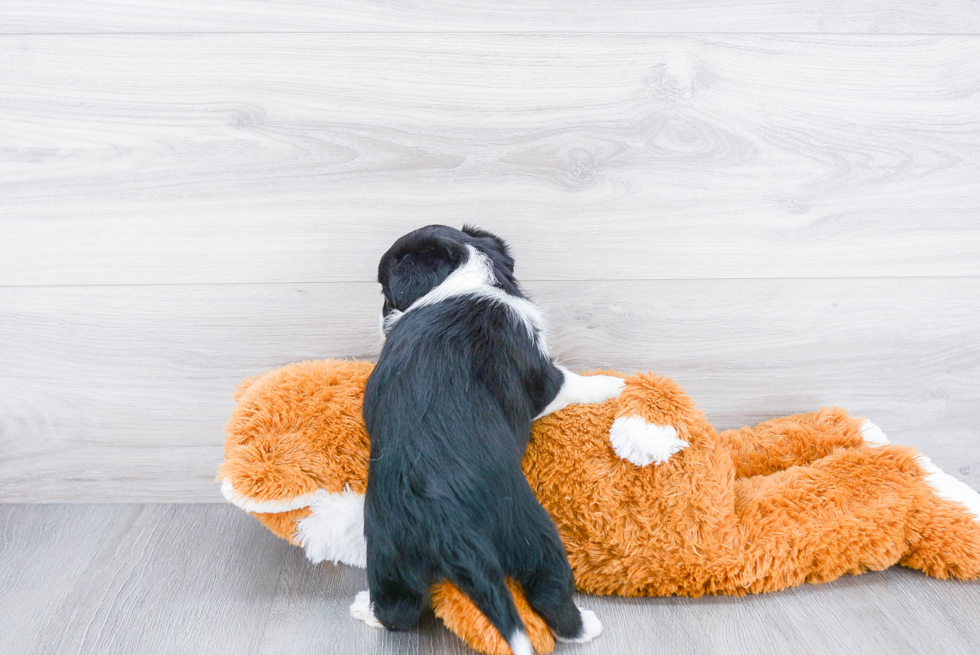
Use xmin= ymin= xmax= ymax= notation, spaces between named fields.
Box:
xmin=446 ymin=564 xmax=531 ymax=655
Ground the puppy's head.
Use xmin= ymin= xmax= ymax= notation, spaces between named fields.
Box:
xmin=377 ymin=225 xmax=517 ymax=321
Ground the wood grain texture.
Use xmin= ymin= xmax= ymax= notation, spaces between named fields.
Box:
xmin=4 ymin=505 xmax=980 ymax=654
xmin=259 ymin=538 xmax=470 ymax=655
xmin=5 ymin=1 xmax=980 ymax=34
xmin=11 ymin=504 xmax=287 ymax=655
xmin=3 ymin=15 xmax=978 ymax=509
xmin=0 ymin=504 xmax=128 ymax=654
xmin=566 ymin=568 xmax=980 ymax=654
xmin=2 ymin=35 xmax=979 ymax=286
xmin=2 ymin=278 xmax=977 ymax=502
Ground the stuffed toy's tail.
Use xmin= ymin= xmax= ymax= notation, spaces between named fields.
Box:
xmin=432 ymin=579 xmax=555 ymax=655
xmin=444 ymin=569 xmax=532 ymax=655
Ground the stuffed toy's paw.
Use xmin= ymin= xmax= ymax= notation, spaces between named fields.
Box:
xmin=609 ymin=417 xmax=688 ymax=466
xmin=603 ymin=371 xmax=698 ymax=466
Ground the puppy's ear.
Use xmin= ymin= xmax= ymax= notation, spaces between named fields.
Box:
xmin=461 ymin=225 xmax=514 ymax=272
xmin=380 ymin=239 xmax=467 ymax=311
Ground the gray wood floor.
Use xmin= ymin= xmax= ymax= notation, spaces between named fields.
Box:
xmin=3 ymin=504 xmax=980 ymax=655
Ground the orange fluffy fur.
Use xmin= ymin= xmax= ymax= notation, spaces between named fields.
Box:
xmin=221 ymin=360 xmax=980 ymax=654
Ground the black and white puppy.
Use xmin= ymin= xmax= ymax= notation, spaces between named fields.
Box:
xmin=350 ymin=225 xmax=623 ymax=654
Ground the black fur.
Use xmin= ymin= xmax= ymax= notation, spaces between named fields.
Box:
xmin=363 ymin=225 xmax=584 ymax=644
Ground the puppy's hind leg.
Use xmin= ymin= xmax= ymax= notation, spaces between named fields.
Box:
xmin=367 ymin=580 xmax=426 ymax=632
xmin=355 ymin=556 xmax=426 ymax=631
xmin=510 ymin=508 xmax=603 ymax=644
xmin=443 ymin=555 xmax=532 ymax=655
xmin=535 ymin=365 xmax=625 ymax=419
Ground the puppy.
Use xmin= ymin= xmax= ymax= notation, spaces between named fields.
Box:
xmin=351 ymin=225 xmax=623 ymax=654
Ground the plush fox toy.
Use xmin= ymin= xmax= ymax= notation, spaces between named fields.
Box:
xmin=220 ymin=359 xmax=980 ymax=655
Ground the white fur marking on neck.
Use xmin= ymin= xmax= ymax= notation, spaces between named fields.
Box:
xmin=609 ymin=415 xmax=688 ymax=466
xmin=220 ymin=478 xmax=318 ymax=514
xmin=916 ymin=455 xmax=980 ymax=523
xmin=381 ymin=308 xmax=404 ymax=336
xmin=382 ymin=245 xmax=548 ymax=353
xmin=295 ymin=488 xmax=368 ymax=567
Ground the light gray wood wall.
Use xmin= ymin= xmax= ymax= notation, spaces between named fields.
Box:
xmin=5 ymin=1 xmax=980 ymax=33
xmin=2 ymin=3 xmax=978 ymax=501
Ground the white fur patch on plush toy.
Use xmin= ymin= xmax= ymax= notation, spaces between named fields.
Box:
xmin=916 ymin=455 xmax=980 ymax=523
xmin=609 ymin=416 xmax=689 ymax=466
xmin=859 ymin=420 xmax=890 ymax=447
xmin=295 ymin=488 xmax=368 ymax=567
xmin=220 ymin=479 xmax=318 ymax=514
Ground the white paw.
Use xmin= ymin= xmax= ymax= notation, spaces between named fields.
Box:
xmin=536 ymin=371 xmax=626 ymax=419
xmin=581 ymin=375 xmax=627 ymax=403
xmin=860 ymin=420 xmax=889 ymax=447
xmin=350 ymin=590 xmax=383 ymax=628
xmin=609 ymin=415 xmax=688 ymax=466
xmin=555 ymin=608 xmax=603 ymax=644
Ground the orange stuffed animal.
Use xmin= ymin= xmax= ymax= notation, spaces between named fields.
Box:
xmin=220 ymin=359 xmax=980 ymax=655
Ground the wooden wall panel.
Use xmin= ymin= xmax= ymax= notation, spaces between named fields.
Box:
xmin=4 ymin=1 xmax=980 ymax=34
xmin=2 ymin=278 xmax=977 ymax=501
xmin=2 ymin=35 xmax=979 ymax=286
xmin=2 ymin=21 xmax=977 ymax=503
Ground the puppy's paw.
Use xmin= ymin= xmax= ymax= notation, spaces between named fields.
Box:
xmin=580 ymin=375 xmax=626 ymax=404
xmin=610 ymin=416 xmax=688 ymax=466
xmin=350 ymin=590 xmax=383 ymax=628
xmin=555 ymin=608 xmax=603 ymax=644
xmin=536 ymin=372 xmax=626 ymax=420
xmin=860 ymin=420 xmax=889 ymax=447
